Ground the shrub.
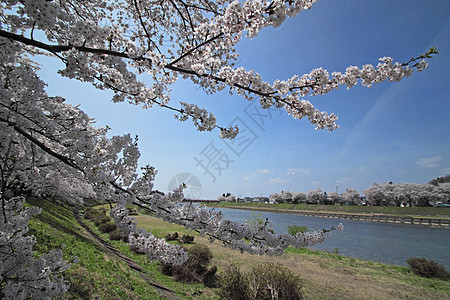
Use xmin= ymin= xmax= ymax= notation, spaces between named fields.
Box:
xmin=94 ymin=216 xmax=111 ymax=226
xmin=160 ymin=244 xmax=217 ymax=287
xmin=165 ymin=232 xmax=179 ymax=241
xmin=109 ymin=229 xmax=122 ymax=241
xmin=83 ymin=211 xmax=92 ymax=220
xmin=159 ymin=261 xmax=174 ymax=276
xmin=128 ymin=207 xmax=139 ymax=215
xmin=66 ymin=267 xmax=96 ymax=298
xmin=406 ymin=257 xmax=450 ymax=279
xmin=287 ymin=225 xmax=309 ymax=236
xmin=98 ymin=222 xmax=117 ymax=233
xmin=179 ymin=234 xmax=194 ymax=244
xmin=218 ymin=262 xmax=304 ymax=300
xmin=216 ymin=264 xmax=248 ymax=300
xmin=247 ymin=263 xmax=303 ymax=299
xmin=85 ymin=207 xmax=109 ymax=225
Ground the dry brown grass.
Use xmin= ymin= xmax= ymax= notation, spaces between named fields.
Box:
xmin=135 ymin=214 xmax=450 ymax=300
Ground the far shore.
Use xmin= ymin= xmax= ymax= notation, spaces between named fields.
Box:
xmin=203 ymin=202 xmax=450 ymax=228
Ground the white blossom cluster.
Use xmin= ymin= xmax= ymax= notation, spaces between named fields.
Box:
xmin=0 ymin=1 xmax=435 ymax=138
xmin=0 ymin=197 xmax=71 ymax=299
xmin=110 ymin=203 xmax=188 ymax=266
xmin=176 ymin=102 xmax=217 ymax=132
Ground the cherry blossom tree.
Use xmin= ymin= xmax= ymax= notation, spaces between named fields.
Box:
xmin=217 ymin=193 xmax=236 ymax=202
xmin=293 ymin=192 xmax=307 ymax=204
xmin=436 ymin=182 xmax=450 ymax=204
xmin=0 ymin=0 xmax=437 ymax=138
xmin=363 ymin=182 xmax=447 ymax=207
xmin=0 ymin=0 xmax=438 ymax=298
xmin=341 ymin=189 xmax=361 ymax=205
xmin=269 ymin=192 xmax=281 ymax=203
xmin=327 ymin=192 xmax=340 ymax=204
xmin=306 ymin=188 xmax=326 ymax=204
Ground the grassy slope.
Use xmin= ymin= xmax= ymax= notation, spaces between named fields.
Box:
xmin=26 ymin=199 xmax=449 ymax=299
xmin=205 ymin=202 xmax=450 ymax=218
xmin=27 ymin=199 xmax=215 ymax=299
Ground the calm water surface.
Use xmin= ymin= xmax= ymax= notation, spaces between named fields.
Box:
xmin=211 ymin=207 xmax=450 ymax=269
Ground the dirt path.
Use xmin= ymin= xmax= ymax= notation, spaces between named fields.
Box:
xmin=74 ymin=212 xmax=179 ymax=300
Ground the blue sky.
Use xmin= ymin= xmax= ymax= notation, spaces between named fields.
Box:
xmin=38 ymin=0 xmax=450 ymax=199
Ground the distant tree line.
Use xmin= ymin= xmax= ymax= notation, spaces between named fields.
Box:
xmin=268 ymin=188 xmax=361 ymax=205
xmin=363 ymin=182 xmax=449 ymax=207
xmin=217 ymin=193 xmax=236 ymax=202
xmin=220 ymin=175 xmax=450 ymax=207
xmin=429 ymin=175 xmax=450 ymax=186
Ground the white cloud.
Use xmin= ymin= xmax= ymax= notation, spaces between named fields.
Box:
xmin=441 ymin=167 xmax=450 ymax=174
xmin=311 ymin=181 xmax=321 ymax=186
xmin=266 ymin=177 xmax=290 ymax=184
xmin=244 ymin=176 xmax=251 ymax=181
xmin=257 ymin=168 xmax=271 ymax=174
xmin=336 ymin=178 xmax=349 ymax=185
xmin=286 ymin=168 xmax=309 ymax=175
xmin=416 ymin=156 xmax=442 ymax=168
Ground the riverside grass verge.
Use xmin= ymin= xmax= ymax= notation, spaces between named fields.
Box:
xmin=27 ymin=200 xmax=449 ymax=299
xmin=132 ymin=207 xmax=450 ymax=300
xmin=204 ymin=202 xmax=450 ymax=219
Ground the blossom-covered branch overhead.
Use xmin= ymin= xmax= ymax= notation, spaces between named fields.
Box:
xmin=0 ymin=1 xmax=437 ymax=138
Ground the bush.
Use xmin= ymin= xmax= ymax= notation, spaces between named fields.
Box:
xmin=109 ymin=229 xmax=122 ymax=241
xmin=247 ymin=263 xmax=303 ymax=299
xmin=83 ymin=211 xmax=92 ymax=220
xmin=216 ymin=264 xmax=248 ymax=300
xmin=160 ymin=244 xmax=217 ymax=287
xmin=94 ymin=216 xmax=111 ymax=226
xmin=218 ymin=262 xmax=304 ymax=300
xmin=66 ymin=267 xmax=96 ymax=298
xmin=165 ymin=232 xmax=194 ymax=244
xmin=179 ymin=234 xmax=194 ymax=244
xmin=165 ymin=232 xmax=179 ymax=241
xmin=406 ymin=257 xmax=450 ymax=279
xmin=287 ymin=225 xmax=309 ymax=236
xmin=128 ymin=207 xmax=139 ymax=215
xmin=98 ymin=222 xmax=117 ymax=233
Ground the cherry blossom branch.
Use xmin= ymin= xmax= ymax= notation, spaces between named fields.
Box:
xmin=0 ymin=29 xmax=437 ymax=134
xmin=0 ymin=117 xmax=83 ymax=172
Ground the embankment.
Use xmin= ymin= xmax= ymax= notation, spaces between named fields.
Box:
xmin=210 ymin=205 xmax=450 ymax=228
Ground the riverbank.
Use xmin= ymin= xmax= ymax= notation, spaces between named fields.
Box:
xmin=204 ymin=202 xmax=450 ymax=228
xmin=26 ymin=199 xmax=450 ymax=299
xmin=134 ymin=212 xmax=450 ymax=299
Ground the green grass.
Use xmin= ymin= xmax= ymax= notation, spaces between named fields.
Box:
xmin=26 ymin=199 xmax=218 ymax=299
xmin=285 ymin=247 xmax=450 ymax=294
xmin=83 ymin=215 xmax=217 ymax=299
xmin=205 ymin=202 xmax=450 ymax=218
xmin=24 ymin=200 xmax=449 ymax=299
xmin=27 ymin=199 xmax=161 ymax=299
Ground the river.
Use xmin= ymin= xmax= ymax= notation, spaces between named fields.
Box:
xmin=211 ymin=207 xmax=450 ymax=269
